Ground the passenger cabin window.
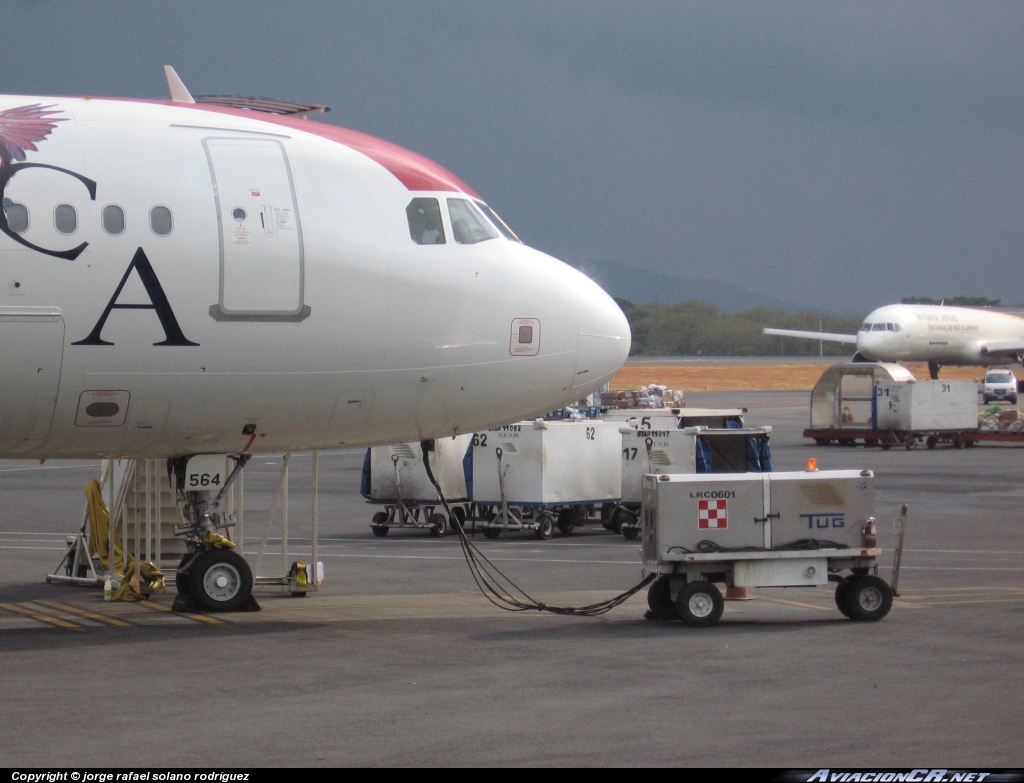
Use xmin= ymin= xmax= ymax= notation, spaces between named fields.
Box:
xmin=102 ymin=205 xmax=125 ymax=235
xmin=475 ymin=200 xmax=521 ymax=242
xmin=448 ymin=198 xmax=497 ymax=245
xmin=54 ymin=204 xmax=77 ymax=235
xmin=150 ymin=206 xmax=173 ymax=236
xmin=406 ymin=198 xmax=445 ymax=245
xmin=3 ymin=201 xmax=28 ymax=234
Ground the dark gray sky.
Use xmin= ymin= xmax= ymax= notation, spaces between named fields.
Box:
xmin=6 ymin=1 xmax=1023 ymax=311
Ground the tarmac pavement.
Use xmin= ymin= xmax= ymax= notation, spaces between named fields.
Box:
xmin=0 ymin=391 xmax=1021 ymax=767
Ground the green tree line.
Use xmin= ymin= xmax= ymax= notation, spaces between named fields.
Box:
xmin=616 ymin=299 xmax=863 ymax=357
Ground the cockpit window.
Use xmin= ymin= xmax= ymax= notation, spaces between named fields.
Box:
xmin=860 ymin=323 xmax=871 ymax=332
xmin=872 ymin=323 xmax=887 ymax=331
xmin=406 ymin=198 xmax=446 ymax=245
xmin=475 ymin=200 xmax=521 ymax=242
xmin=447 ymin=198 xmax=497 ymax=245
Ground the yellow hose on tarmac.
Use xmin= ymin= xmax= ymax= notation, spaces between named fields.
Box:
xmin=84 ymin=479 xmax=165 ymax=601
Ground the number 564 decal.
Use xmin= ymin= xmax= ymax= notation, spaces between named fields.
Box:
xmin=182 ymin=454 xmax=228 ymax=491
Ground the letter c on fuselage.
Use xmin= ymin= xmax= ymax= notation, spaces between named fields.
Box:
xmin=0 ymin=162 xmax=97 ymax=260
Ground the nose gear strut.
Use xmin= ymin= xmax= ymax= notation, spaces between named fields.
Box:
xmin=169 ymin=454 xmax=260 ymax=613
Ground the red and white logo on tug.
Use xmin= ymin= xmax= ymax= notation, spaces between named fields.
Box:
xmin=698 ymin=499 xmax=728 ymax=529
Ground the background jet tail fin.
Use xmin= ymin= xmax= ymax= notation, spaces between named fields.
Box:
xmin=763 ymin=327 xmax=858 ymax=345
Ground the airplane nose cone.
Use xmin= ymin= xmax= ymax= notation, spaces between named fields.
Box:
xmin=570 ymin=272 xmax=632 ymax=399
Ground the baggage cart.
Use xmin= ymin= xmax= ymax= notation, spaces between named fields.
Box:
xmin=613 ymin=426 xmax=772 ymax=540
xmin=466 ymin=419 xmax=621 ymax=539
xmin=806 ymin=377 xmax=982 ymax=449
xmin=360 ymin=436 xmax=472 ymax=537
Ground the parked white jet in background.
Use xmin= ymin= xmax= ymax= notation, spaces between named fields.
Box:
xmin=0 ymin=68 xmax=631 ymax=609
xmin=764 ymin=303 xmax=1024 ymax=379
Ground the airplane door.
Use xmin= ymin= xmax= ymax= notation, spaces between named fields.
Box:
xmin=0 ymin=309 xmax=64 ymax=452
xmin=204 ymin=137 xmax=309 ymax=321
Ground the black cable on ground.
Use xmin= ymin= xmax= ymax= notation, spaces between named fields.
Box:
xmin=420 ymin=440 xmax=654 ymax=616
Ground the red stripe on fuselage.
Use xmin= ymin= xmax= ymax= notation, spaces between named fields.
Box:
xmin=109 ymin=98 xmax=479 ymax=196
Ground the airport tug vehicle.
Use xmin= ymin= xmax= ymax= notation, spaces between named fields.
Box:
xmin=642 ymin=467 xmax=893 ymax=627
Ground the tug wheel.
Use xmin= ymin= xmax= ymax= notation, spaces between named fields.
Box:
xmin=674 ymin=581 xmax=725 ymax=628
xmin=646 ymin=576 xmax=679 ymax=621
xmin=837 ymin=575 xmax=893 ymax=622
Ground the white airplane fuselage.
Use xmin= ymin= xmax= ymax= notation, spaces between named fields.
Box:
xmin=0 ymin=96 xmax=630 ymax=459
xmin=854 ymin=304 xmax=1024 ymax=365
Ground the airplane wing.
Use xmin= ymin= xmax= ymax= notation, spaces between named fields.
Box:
xmin=763 ymin=328 xmax=858 ymax=345
xmin=979 ymin=340 xmax=1024 ymax=356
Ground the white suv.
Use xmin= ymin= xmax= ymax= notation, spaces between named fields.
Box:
xmin=983 ymin=368 xmax=1018 ymax=404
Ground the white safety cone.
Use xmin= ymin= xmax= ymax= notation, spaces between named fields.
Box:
xmin=725 ymin=585 xmax=752 ymax=601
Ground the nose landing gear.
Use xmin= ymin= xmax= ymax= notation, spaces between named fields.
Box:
xmin=170 ymin=454 xmax=260 ymax=613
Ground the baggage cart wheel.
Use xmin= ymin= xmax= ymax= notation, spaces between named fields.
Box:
xmin=838 ymin=574 xmax=893 ymax=621
xmin=371 ymin=511 xmax=389 ymax=538
xmin=622 ymin=526 xmax=639 ymax=541
xmin=557 ymin=508 xmax=576 ymax=536
xmin=814 ymin=438 xmax=830 ymax=445
xmin=675 ymin=581 xmax=724 ymax=627
xmin=187 ymin=548 xmax=254 ymax=613
xmin=953 ymin=435 xmax=965 ymax=449
xmin=429 ymin=512 xmax=447 ymax=538
xmin=864 ymin=438 xmax=877 ymax=447
xmin=449 ymin=506 xmax=466 ymax=533
xmin=926 ymin=435 xmax=938 ymax=450
xmin=646 ymin=576 xmax=679 ymax=621
xmin=905 ymin=436 xmax=917 ymax=450
xmin=535 ymin=512 xmax=554 ymax=540
xmin=609 ymin=507 xmax=625 ymax=534
xmin=482 ymin=527 xmax=501 ymax=539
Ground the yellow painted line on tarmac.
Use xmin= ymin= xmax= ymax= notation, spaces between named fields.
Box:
xmin=39 ymin=601 xmax=132 ymax=628
xmin=909 ymin=597 xmax=1024 ymax=608
xmin=752 ymin=595 xmax=835 ymax=612
xmin=0 ymin=602 xmax=84 ymax=631
xmin=896 ymin=589 xmax=1024 ymax=601
xmin=140 ymin=601 xmax=224 ymax=625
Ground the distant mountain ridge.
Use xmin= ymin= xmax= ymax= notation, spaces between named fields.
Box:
xmin=572 ymin=259 xmax=840 ymax=314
